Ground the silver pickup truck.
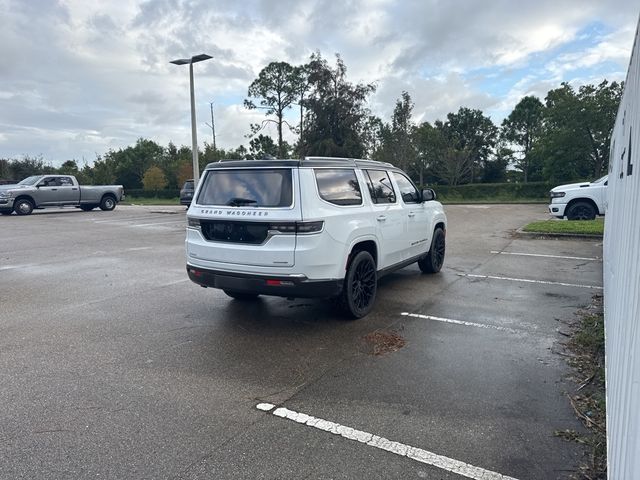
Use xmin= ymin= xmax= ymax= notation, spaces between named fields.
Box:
xmin=0 ymin=175 xmax=124 ymax=216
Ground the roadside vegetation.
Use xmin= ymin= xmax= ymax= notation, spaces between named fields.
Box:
xmin=122 ymin=197 xmax=180 ymax=206
xmin=523 ymin=219 xmax=604 ymax=236
xmin=556 ymin=296 xmax=606 ymax=479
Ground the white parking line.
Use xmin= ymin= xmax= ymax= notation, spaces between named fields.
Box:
xmin=400 ymin=312 xmax=520 ymax=333
xmin=490 ymin=251 xmax=600 ymax=261
xmin=255 ymin=403 xmax=519 ymax=480
xmin=459 ymin=273 xmax=603 ymax=290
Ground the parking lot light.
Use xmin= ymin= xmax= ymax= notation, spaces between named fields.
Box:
xmin=170 ymin=54 xmax=213 ymax=184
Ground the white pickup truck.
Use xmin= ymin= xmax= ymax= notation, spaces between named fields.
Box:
xmin=548 ymin=175 xmax=607 ymax=220
xmin=0 ymin=175 xmax=124 ymax=216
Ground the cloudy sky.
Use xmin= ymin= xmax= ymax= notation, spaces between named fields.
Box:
xmin=0 ymin=0 xmax=637 ymax=166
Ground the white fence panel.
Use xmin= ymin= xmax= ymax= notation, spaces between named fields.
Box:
xmin=604 ymin=19 xmax=640 ymax=480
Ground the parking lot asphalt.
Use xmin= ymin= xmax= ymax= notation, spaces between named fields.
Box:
xmin=0 ymin=204 xmax=603 ymax=479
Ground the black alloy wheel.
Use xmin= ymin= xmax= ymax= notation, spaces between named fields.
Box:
xmin=342 ymin=250 xmax=377 ymax=319
xmin=418 ymin=227 xmax=446 ymax=273
xmin=566 ymin=201 xmax=596 ymax=220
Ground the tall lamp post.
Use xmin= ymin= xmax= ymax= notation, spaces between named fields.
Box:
xmin=170 ymin=53 xmax=212 ymax=184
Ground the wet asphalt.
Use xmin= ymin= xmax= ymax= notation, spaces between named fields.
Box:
xmin=0 ymin=204 xmax=603 ymax=479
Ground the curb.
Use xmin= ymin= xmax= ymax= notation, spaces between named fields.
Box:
xmin=515 ymin=227 xmax=603 ymax=240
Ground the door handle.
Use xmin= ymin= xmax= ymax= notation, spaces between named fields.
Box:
xmin=72 ymin=188 xmax=78 ymax=190
xmin=51 ymin=188 xmax=57 ymax=191
xmin=376 ymin=215 xmax=387 ymax=222
xmin=408 ymin=212 xmax=415 ymax=218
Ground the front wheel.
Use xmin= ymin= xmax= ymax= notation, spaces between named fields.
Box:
xmin=99 ymin=195 xmax=116 ymax=211
xmin=566 ymin=201 xmax=596 ymax=220
xmin=14 ymin=198 xmax=34 ymax=216
xmin=418 ymin=227 xmax=446 ymax=273
xmin=223 ymin=290 xmax=259 ymax=301
xmin=340 ymin=250 xmax=377 ymax=319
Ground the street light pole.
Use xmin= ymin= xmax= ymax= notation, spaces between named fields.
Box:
xmin=170 ymin=53 xmax=212 ymax=184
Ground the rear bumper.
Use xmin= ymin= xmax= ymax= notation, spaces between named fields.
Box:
xmin=186 ymin=265 xmax=342 ymax=298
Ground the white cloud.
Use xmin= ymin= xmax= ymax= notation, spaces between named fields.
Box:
xmin=0 ymin=0 xmax=636 ymax=165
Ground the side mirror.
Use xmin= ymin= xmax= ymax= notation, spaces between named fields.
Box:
xmin=421 ymin=188 xmax=436 ymax=202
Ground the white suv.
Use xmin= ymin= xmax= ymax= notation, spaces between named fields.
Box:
xmin=185 ymin=157 xmax=447 ymax=318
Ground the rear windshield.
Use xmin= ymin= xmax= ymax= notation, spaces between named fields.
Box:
xmin=197 ymin=169 xmax=293 ymax=207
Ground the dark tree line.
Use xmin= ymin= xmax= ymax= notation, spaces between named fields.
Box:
xmin=0 ymin=53 xmax=623 ymax=189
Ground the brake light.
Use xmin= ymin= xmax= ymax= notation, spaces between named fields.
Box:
xmin=268 ymin=221 xmax=324 ymax=234
xmin=296 ymin=221 xmax=323 ymax=233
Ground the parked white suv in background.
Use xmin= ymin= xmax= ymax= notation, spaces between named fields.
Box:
xmin=185 ymin=157 xmax=447 ymax=318
xmin=548 ymin=175 xmax=607 ymax=220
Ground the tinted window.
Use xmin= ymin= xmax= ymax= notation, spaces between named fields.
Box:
xmin=315 ymin=169 xmax=362 ymax=206
xmin=365 ymin=170 xmax=396 ymax=204
xmin=197 ymin=169 xmax=292 ymax=207
xmin=59 ymin=177 xmax=74 ymax=186
xmin=392 ymin=172 xmax=421 ymax=203
xmin=40 ymin=177 xmax=60 ymax=187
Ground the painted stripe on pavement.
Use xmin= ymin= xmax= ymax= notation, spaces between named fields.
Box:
xmin=490 ymin=251 xmax=600 ymax=261
xmin=400 ymin=312 xmax=520 ymax=333
xmin=458 ymin=273 xmax=603 ymax=290
xmin=255 ymin=403 xmax=519 ymax=480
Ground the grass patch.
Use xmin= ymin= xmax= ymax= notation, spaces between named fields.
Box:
xmin=123 ymin=197 xmax=180 ymax=205
xmin=522 ymin=219 xmax=604 ymax=236
xmin=555 ymin=295 xmax=606 ymax=479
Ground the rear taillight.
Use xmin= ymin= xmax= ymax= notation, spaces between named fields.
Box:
xmin=269 ymin=221 xmax=324 ymax=234
xmin=187 ymin=217 xmax=200 ymax=228
xmin=296 ymin=221 xmax=323 ymax=233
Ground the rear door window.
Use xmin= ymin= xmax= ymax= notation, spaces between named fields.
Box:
xmin=364 ymin=170 xmax=396 ymax=204
xmin=197 ymin=169 xmax=292 ymax=207
xmin=314 ymin=169 xmax=362 ymax=206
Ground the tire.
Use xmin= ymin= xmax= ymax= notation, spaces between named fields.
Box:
xmin=566 ymin=201 xmax=596 ymax=220
xmin=223 ymin=290 xmax=259 ymax=300
xmin=340 ymin=250 xmax=377 ymax=319
xmin=14 ymin=198 xmax=34 ymax=216
xmin=99 ymin=195 xmax=116 ymax=211
xmin=80 ymin=205 xmax=96 ymax=211
xmin=418 ymin=227 xmax=446 ymax=273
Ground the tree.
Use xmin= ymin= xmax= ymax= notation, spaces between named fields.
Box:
xmin=248 ymin=134 xmax=281 ymax=159
xmin=442 ymin=107 xmax=498 ymax=183
xmin=245 ymin=61 xmax=299 ymax=158
xmin=433 ymin=147 xmax=473 ymax=186
xmin=58 ymin=160 xmax=80 ymax=175
xmin=501 ymin=96 xmax=544 ymax=182
xmin=300 ymin=53 xmax=376 ymax=158
xmin=389 ymin=91 xmax=417 ymax=173
xmin=105 ymin=138 xmax=164 ymax=189
xmin=176 ymin=161 xmax=193 ymax=186
xmin=142 ymin=166 xmax=167 ymax=192
xmin=413 ymin=121 xmax=447 ymax=185
xmin=540 ymin=81 xmax=622 ymax=182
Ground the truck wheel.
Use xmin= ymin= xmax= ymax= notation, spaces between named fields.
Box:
xmin=566 ymin=201 xmax=596 ymax=220
xmin=100 ymin=195 xmax=116 ymax=211
xmin=223 ymin=290 xmax=259 ymax=300
xmin=340 ymin=250 xmax=377 ymax=319
xmin=418 ymin=227 xmax=446 ymax=273
xmin=14 ymin=198 xmax=34 ymax=216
